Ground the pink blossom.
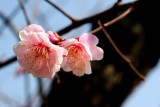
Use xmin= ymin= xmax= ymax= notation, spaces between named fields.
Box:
xmin=13 ymin=24 xmax=67 ymax=78
xmin=60 ymin=33 xmax=104 ymax=76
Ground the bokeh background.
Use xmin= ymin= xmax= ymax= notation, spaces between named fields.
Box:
xmin=0 ymin=0 xmax=160 ymax=107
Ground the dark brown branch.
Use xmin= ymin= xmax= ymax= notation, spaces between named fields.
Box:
xmin=45 ymin=0 xmax=78 ymax=23
xmin=0 ymin=57 xmax=17 ymax=68
xmin=116 ymin=0 xmax=122 ymax=5
xmin=58 ymin=1 xmax=139 ymax=35
xmin=18 ymin=0 xmax=31 ymax=25
xmin=97 ymin=20 xmax=146 ymax=81
xmin=90 ymin=7 xmax=133 ymax=34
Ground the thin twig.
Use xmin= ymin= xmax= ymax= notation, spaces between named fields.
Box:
xmin=58 ymin=1 xmax=138 ymax=35
xmin=116 ymin=0 xmax=122 ymax=5
xmin=38 ymin=78 xmax=48 ymax=107
xmin=90 ymin=7 xmax=133 ymax=34
xmin=18 ymin=0 xmax=31 ymax=25
xmin=0 ymin=0 xmax=29 ymax=35
xmin=97 ymin=20 xmax=146 ymax=81
xmin=57 ymin=73 xmax=61 ymax=84
xmin=0 ymin=11 xmax=19 ymax=36
xmin=45 ymin=0 xmax=78 ymax=23
xmin=24 ymin=74 xmax=31 ymax=107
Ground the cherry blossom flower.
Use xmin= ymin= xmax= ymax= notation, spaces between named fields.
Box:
xmin=13 ymin=24 xmax=67 ymax=78
xmin=60 ymin=33 xmax=104 ymax=76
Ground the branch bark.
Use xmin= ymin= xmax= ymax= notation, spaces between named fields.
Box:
xmin=58 ymin=1 xmax=139 ymax=35
xmin=90 ymin=7 xmax=133 ymax=34
xmin=97 ymin=20 xmax=146 ymax=81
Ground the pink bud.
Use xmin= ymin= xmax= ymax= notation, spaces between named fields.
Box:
xmin=47 ymin=31 xmax=62 ymax=44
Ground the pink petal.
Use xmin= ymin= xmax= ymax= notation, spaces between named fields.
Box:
xmin=79 ymin=33 xmax=104 ymax=61
xmin=37 ymin=32 xmax=53 ymax=46
xmin=13 ymin=41 xmax=32 ymax=55
xmin=49 ymin=45 xmax=68 ymax=66
xmin=30 ymin=45 xmax=67 ymax=78
xmin=89 ymin=46 xmax=104 ymax=60
xmin=79 ymin=33 xmax=98 ymax=46
xmin=19 ymin=31 xmax=41 ymax=44
xmin=24 ymin=24 xmax=45 ymax=32
xmin=57 ymin=47 xmax=68 ymax=65
xmin=75 ymin=42 xmax=92 ymax=60
xmin=33 ymin=47 xmax=67 ymax=78
xmin=16 ymin=45 xmax=40 ymax=69
xmin=85 ymin=61 xmax=92 ymax=74
xmin=72 ymin=69 xmax=85 ymax=76
xmin=60 ymin=38 xmax=78 ymax=47
xmin=61 ymin=61 xmax=72 ymax=71
xmin=31 ymin=52 xmax=58 ymax=78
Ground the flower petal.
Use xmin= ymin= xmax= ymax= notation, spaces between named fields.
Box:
xmin=89 ymin=46 xmax=104 ymax=60
xmin=85 ymin=61 xmax=92 ymax=74
xmin=61 ymin=61 xmax=72 ymax=72
xmin=60 ymin=38 xmax=78 ymax=47
xmin=31 ymin=53 xmax=58 ymax=78
xmin=75 ymin=42 xmax=92 ymax=60
xmin=13 ymin=41 xmax=32 ymax=55
xmin=79 ymin=33 xmax=98 ymax=46
xmin=19 ymin=31 xmax=41 ymax=44
xmin=24 ymin=24 xmax=45 ymax=32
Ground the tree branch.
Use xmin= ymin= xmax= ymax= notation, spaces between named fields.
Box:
xmin=90 ymin=7 xmax=133 ymax=34
xmin=58 ymin=1 xmax=139 ymax=35
xmin=0 ymin=0 xmax=29 ymax=35
xmin=0 ymin=57 xmax=17 ymax=68
xmin=97 ymin=20 xmax=146 ymax=81
xmin=45 ymin=0 xmax=78 ymax=23
xmin=18 ymin=0 xmax=31 ymax=25
xmin=0 ymin=11 xmax=19 ymax=36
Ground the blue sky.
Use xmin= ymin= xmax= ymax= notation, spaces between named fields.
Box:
xmin=122 ymin=59 xmax=160 ymax=107
xmin=0 ymin=0 xmax=160 ymax=107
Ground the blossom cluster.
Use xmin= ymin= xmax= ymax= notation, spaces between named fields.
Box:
xmin=13 ymin=24 xmax=104 ymax=78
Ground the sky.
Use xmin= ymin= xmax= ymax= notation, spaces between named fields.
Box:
xmin=1 ymin=0 xmax=160 ymax=107
xmin=122 ymin=59 xmax=160 ymax=107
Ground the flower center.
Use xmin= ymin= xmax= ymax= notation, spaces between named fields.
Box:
xmin=66 ymin=44 xmax=86 ymax=71
xmin=32 ymin=44 xmax=49 ymax=60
